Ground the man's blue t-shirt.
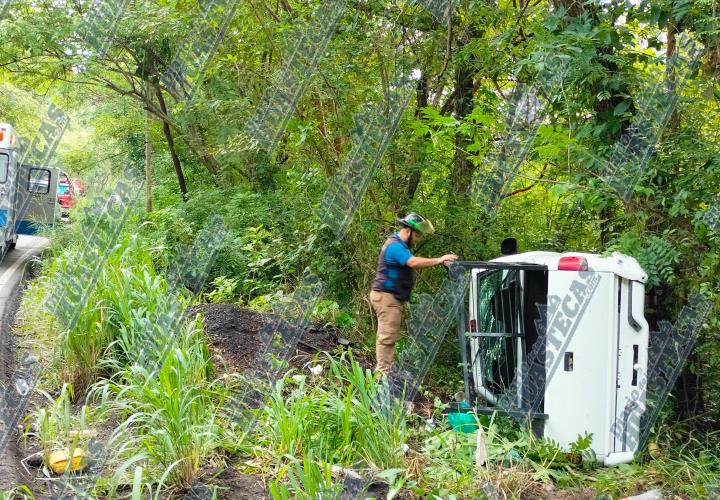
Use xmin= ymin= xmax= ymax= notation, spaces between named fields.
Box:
xmin=382 ymin=232 xmax=413 ymax=291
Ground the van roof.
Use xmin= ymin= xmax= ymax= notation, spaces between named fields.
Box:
xmin=491 ymin=251 xmax=647 ymax=282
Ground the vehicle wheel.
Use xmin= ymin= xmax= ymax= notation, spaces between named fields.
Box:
xmin=8 ymin=239 xmax=16 ymax=251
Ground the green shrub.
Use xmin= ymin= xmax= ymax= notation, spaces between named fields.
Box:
xmin=204 ymin=275 xmax=240 ymax=304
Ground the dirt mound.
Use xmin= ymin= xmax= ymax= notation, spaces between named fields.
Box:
xmin=188 ymin=304 xmax=342 ymax=374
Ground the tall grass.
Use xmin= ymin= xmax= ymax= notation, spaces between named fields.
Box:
xmin=269 ymin=451 xmax=341 ymax=499
xmin=91 ymin=316 xmax=224 ymax=491
xmin=42 ymin=235 xmax=160 ymax=393
xmin=20 ymin=213 xmax=720 ymax=499
xmin=25 ymin=384 xmax=89 ymax=466
xmin=22 ymin=224 xmax=226 ymax=494
xmin=260 ymin=353 xmax=408 ymax=470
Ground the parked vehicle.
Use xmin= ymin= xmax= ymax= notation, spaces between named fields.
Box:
xmin=0 ymin=123 xmax=60 ymax=253
xmin=57 ymin=171 xmax=78 ymax=216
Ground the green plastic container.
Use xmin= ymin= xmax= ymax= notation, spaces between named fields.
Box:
xmin=447 ymin=401 xmax=478 ymax=433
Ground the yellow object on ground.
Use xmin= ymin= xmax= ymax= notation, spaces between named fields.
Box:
xmin=47 ymin=448 xmax=86 ymax=474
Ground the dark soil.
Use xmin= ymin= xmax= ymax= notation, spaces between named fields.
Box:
xmin=188 ymin=305 xmax=266 ymax=373
xmin=188 ymin=304 xmax=347 ymax=375
xmin=187 ymin=467 xmax=407 ymax=500
xmin=188 ymin=467 xmax=268 ymax=499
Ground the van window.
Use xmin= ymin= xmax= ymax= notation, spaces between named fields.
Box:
xmin=0 ymin=154 xmax=8 ymax=184
xmin=28 ymin=168 xmax=50 ymax=194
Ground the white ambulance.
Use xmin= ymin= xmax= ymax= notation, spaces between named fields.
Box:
xmin=0 ymin=123 xmax=59 ymax=255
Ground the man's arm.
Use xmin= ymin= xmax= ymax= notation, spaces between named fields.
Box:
xmin=406 ymin=254 xmax=458 ymax=269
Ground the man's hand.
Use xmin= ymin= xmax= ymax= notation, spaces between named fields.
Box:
xmin=439 ymin=253 xmax=458 ymax=264
xmin=407 ymin=253 xmax=459 ymax=269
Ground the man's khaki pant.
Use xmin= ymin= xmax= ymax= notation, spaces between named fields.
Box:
xmin=369 ymin=290 xmax=404 ymax=373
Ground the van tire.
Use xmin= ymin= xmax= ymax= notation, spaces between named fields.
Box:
xmin=8 ymin=239 xmax=16 ymax=251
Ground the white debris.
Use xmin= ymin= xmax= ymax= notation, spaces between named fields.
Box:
xmin=475 ymin=427 xmax=488 ymax=467
xmin=622 ymin=490 xmax=663 ymax=500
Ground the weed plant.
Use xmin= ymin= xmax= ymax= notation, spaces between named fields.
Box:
xmin=259 ymin=353 xmax=408 ymax=472
xmin=90 ymin=316 xmax=223 ymax=491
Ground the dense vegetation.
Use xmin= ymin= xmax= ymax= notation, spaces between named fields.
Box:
xmin=0 ymin=0 xmax=718 ymax=497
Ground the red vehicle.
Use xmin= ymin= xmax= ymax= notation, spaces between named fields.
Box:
xmin=56 ymin=172 xmax=81 ymax=216
xmin=71 ymin=178 xmax=85 ymax=196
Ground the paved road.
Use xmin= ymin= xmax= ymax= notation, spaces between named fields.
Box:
xmin=0 ymin=236 xmax=48 ymax=330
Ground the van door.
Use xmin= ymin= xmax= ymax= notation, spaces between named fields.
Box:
xmin=0 ymin=149 xmax=12 ymax=250
xmin=16 ymin=164 xmax=58 ymax=234
xmin=612 ymin=278 xmax=649 ymax=454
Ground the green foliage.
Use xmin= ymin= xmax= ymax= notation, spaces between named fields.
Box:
xmin=0 ymin=485 xmax=34 ymax=500
xmin=42 ymin=233 xmax=175 ymax=392
xmin=608 ymin=233 xmax=680 ymax=289
xmin=25 ymin=384 xmax=92 ymax=468
xmin=141 ymin=188 xmax=347 ymax=303
xmin=258 ymin=353 xmax=408 ymax=470
xmin=6 ymin=0 xmax=720 ymax=496
xmin=204 ymin=275 xmax=240 ymax=304
xmin=569 ymin=432 xmax=594 ymax=456
xmin=23 ymin=215 xmax=224 ymax=494
xmin=269 ymin=452 xmax=341 ymax=500
xmin=311 ymin=299 xmax=356 ymax=329
xmin=91 ymin=316 xmax=222 ymax=491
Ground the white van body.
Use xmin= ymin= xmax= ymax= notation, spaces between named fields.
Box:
xmin=463 ymin=251 xmax=649 ymax=465
xmin=0 ymin=123 xmax=21 ymax=254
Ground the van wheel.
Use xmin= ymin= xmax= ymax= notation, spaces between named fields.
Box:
xmin=8 ymin=239 xmax=16 ymax=251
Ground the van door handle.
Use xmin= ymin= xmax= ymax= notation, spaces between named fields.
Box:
xmin=631 ymin=344 xmax=639 ymax=386
xmin=627 ymin=281 xmax=641 ymax=331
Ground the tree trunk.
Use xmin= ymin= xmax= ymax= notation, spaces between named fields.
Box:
xmin=666 ymin=19 xmax=680 ymax=131
xmin=155 ymin=84 xmax=188 ymax=199
xmin=184 ymin=123 xmax=222 ymax=180
xmin=157 ymin=82 xmax=222 ymax=181
xmin=405 ymin=70 xmax=429 ymax=205
xmin=449 ymin=30 xmax=478 ymax=200
xmin=676 ymin=351 xmax=705 ymax=420
xmin=668 ymin=17 xmax=700 ymax=417
xmin=145 ymin=81 xmax=153 ymax=214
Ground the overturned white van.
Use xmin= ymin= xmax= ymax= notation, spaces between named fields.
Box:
xmin=453 ymin=251 xmax=649 ymax=465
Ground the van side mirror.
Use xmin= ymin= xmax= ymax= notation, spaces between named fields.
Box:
xmin=501 ymin=237 xmax=517 ymax=255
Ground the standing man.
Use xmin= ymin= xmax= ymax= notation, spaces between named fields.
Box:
xmin=370 ymin=213 xmax=458 ymax=373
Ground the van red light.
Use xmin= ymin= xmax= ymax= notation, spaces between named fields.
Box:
xmin=0 ymin=129 xmax=4 ymax=142
xmin=558 ymin=256 xmax=588 ymax=271
xmin=469 ymin=319 xmax=477 ymax=332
